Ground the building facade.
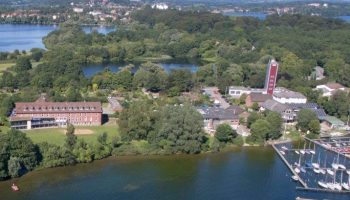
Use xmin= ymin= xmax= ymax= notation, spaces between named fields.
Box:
xmin=272 ymin=90 xmax=307 ymax=104
xmin=10 ymin=101 xmax=102 ymax=129
xmin=264 ymin=59 xmax=279 ymax=95
xmin=316 ymin=83 xmax=347 ymax=97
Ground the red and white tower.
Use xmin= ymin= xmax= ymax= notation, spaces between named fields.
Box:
xmin=264 ymin=59 xmax=279 ymax=95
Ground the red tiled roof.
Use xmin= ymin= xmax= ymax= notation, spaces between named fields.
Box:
xmin=15 ymin=102 xmax=102 ymax=114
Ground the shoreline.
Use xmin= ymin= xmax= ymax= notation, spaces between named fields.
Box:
xmin=0 ymin=144 xmax=270 ymax=183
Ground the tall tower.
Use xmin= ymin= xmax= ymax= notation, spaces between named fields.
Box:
xmin=264 ymin=59 xmax=279 ymax=95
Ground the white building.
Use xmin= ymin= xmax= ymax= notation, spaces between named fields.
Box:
xmin=272 ymin=90 xmax=307 ymax=104
xmin=73 ymin=8 xmax=84 ymax=13
xmin=228 ymin=86 xmax=266 ymax=99
xmin=316 ymin=83 xmax=346 ymax=97
xmin=151 ymin=3 xmax=169 ymax=10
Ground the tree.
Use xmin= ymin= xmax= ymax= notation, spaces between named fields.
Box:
xmin=167 ymin=69 xmax=193 ymax=94
xmin=266 ymin=112 xmax=283 ymax=139
xmin=7 ymin=157 xmax=22 ymax=178
xmin=156 ymin=105 xmax=205 ymax=154
xmin=215 ymin=123 xmax=237 ymax=143
xmin=97 ymin=132 xmax=108 ymax=145
xmin=133 ymin=62 xmax=167 ymax=92
xmin=247 ymin=112 xmax=261 ymax=128
xmin=297 ymin=109 xmax=318 ymax=132
xmin=30 ymin=48 xmax=44 ymax=62
xmin=119 ymin=100 xmax=156 ymax=141
xmin=250 ymin=119 xmax=271 ymax=143
xmin=251 ymin=102 xmax=259 ymax=111
xmin=308 ymin=119 xmax=320 ymax=135
xmin=65 ymin=124 xmax=77 ymax=149
xmin=14 ymin=56 xmax=32 ymax=72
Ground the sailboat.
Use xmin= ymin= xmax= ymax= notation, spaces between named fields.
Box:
xmin=328 ymin=165 xmax=342 ymax=191
xmin=313 ymin=168 xmax=321 ymax=174
xmin=292 ymin=175 xmax=299 ymax=181
xmin=319 ymin=152 xmax=327 ymax=175
xmin=327 ymin=168 xmax=335 ymax=176
xmin=342 ymin=174 xmax=350 ymax=191
xmin=318 ymin=181 xmax=328 ymax=189
xmin=332 ymin=156 xmax=339 ymax=170
xmin=338 ymin=155 xmax=347 ymax=170
xmin=295 ymin=167 xmax=301 ymax=174
xmin=300 ymin=142 xmax=306 ymax=155
xmin=342 ymin=182 xmax=350 ymax=191
xmin=312 ymin=152 xmax=320 ymax=169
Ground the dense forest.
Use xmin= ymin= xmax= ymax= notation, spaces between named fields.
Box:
xmin=1 ymin=7 xmax=350 ymax=119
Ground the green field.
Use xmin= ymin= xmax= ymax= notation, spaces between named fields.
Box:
xmin=0 ymin=62 xmax=14 ymax=72
xmin=24 ymin=123 xmax=120 ymax=146
xmin=0 ymin=61 xmax=42 ymax=73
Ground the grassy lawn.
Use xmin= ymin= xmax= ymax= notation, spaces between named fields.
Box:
xmin=0 ymin=62 xmax=14 ymax=72
xmin=0 ymin=61 xmax=41 ymax=74
xmin=23 ymin=123 xmax=119 ymax=146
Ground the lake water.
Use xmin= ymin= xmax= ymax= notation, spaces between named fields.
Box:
xmin=0 ymin=24 xmax=116 ymax=52
xmin=0 ymin=147 xmax=347 ymax=200
xmin=337 ymin=16 xmax=350 ymax=22
xmin=83 ymin=63 xmax=199 ymax=77
xmin=222 ymin=12 xmax=267 ymax=20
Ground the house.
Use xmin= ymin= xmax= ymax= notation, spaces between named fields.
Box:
xmin=228 ymin=86 xmax=265 ymax=99
xmin=10 ymin=99 xmax=102 ymax=130
xmin=198 ymin=107 xmax=240 ymax=133
xmin=245 ymin=93 xmax=272 ymax=107
xmin=288 ymin=103 xmax=327 ymax=120
xmin=316 ymin=83 xmax=346 ymax=97
xmin=226 ymin=105 xmax=245 ymax=115
xmin=262 ymin=99 xmax=295 ymax=122
xmin=272 ymin=90 xmax=307 ymax=104
xmin=320 ymin=116 xmax=345 ymax=129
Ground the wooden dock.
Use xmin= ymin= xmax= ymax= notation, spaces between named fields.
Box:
xmin=296 ymin=186 xmax=350 ymax=194
xmin=272 ymin=144 xmax=308 ymax=189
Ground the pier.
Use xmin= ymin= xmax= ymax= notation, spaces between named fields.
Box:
xmin=272 ymin=137 xmax=350 ymax=194
xmin=272 ymin=143 xmax=308 ymax=188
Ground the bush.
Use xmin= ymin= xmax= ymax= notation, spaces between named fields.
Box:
xmin=232 ymin=135 xmax=244 ymax=146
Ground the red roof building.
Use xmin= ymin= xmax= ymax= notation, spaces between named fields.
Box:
xmin=10 ymin=100 xmax=102 ymax=129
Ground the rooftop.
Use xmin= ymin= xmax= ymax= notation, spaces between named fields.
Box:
xmin=262 ymin=99 xmax=290 ymax=113
xmin=199 ymin=107 xmax=239 ymax=120
xmin=273 ymin=91 xmax=306 ymax=99
xmin=320 ymin=116 xmax=345 ymax=126
xmin=248 ymin=93 xmax=272 ymax=102
xmin=324 ymin=83 xmax=345 ymax=90
xmin=225 ymin=105 xmax=245 ymax=115
xmin=14 ymin=102 xmax=102 ymax=114
xmin=288 ymin=103 xmax=319 ymax=110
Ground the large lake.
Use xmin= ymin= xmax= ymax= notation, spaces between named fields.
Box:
xmin=0 ymin=24 xmax=115 ymax=52
xmin=0 ymin=147 xmax=347 ymax=200
xmin=222 ymin=12 xmax=267 ymax=20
